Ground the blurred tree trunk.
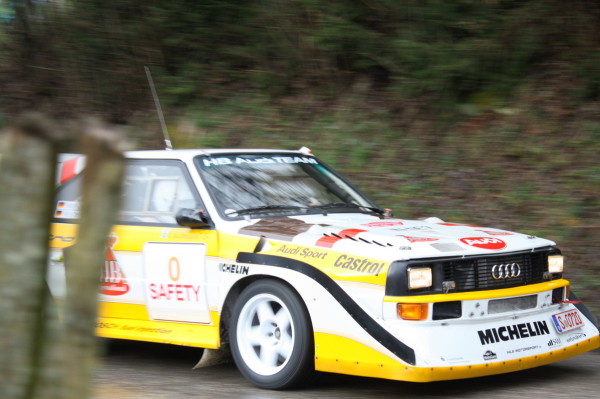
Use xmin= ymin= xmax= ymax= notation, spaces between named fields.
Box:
xmin=59 ymin=122 xmax=127 ymax=398
xmin=0 ymin=114 xmax=127 ymax=399
xmin=0 ymin=114 xmax=61 ymax=399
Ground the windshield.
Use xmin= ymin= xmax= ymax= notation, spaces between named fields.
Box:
xmin=195 ymin=154 xmax=377 ymax=219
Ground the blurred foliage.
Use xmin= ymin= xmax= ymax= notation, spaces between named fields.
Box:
xmin=0 ymin=0 xmax=599 ymax=311
xmin=1 ymin=0 xmax=600 ymax=118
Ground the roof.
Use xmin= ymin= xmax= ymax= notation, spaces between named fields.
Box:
xmin=124 ymin=148 xmax=310 ymax=161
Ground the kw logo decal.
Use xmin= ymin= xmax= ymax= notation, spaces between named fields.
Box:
xmin=101 ymin=233 xmax=130 ymax=296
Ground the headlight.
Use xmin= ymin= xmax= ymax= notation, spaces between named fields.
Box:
xmin=548 ymin=255 xmax=564 ymax=273
xmin=408 ymin=267 xmax=432 ymax=289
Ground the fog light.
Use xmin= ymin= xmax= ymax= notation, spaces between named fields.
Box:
xmin=398 ymin=303 xmax=428 ymax=320
xmin=408 ymin=267 xmax=432 ymax=289
xmin=548 ymin=255 xmax=564 ymax=273
xmin=442 ymin=280 xmax=456 ymax=293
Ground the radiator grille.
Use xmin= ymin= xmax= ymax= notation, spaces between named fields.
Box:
xmin=443 ymin=252 xmax=548 ymax=292
xmin=384 ymin=247 xmax=559 ymax=297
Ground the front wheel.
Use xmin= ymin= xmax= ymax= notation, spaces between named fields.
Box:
xmin=230 ymin=280 xmax=314 ymax=389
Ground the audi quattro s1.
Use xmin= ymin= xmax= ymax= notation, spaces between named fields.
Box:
xmin=47 ymin=148 xmax=600 ymax=390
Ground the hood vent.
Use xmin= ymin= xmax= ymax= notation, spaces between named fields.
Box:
xmin=431 ymin=242 xmax=465 ymax=252
xmin=321 ymin=233 xmax=394 ymax=248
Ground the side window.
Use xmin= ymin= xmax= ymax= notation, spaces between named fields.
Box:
xmin=119 ymin=161 xmax=202 ymax=225
xmin=53 ymin=159 xmax=204 ymax=225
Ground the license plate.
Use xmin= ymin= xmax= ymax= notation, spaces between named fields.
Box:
xmin=551 ymin=309 xmax=585 ymax=334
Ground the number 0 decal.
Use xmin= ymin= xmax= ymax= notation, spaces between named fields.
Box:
xmin=144 ymin=243 xmax=210 ymax=324
xmin=169 ymin=257 xmax=180 ymax=281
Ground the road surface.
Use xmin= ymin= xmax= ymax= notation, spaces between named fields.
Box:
xmin=92 ymin=340 xmax=599 ymax=399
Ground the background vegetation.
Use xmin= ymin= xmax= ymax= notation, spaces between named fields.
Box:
xmin=0 ymin=0 xmax=598 ymax=312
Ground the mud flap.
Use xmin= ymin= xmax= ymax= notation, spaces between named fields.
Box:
xmin=570 ymin=291 xmax=599 ymax=330
xmin=193 ymin=347 xmax=232 ymax=369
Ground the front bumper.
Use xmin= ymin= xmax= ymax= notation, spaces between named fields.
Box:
xmin=314 ymin=329 xmax=598 ymax=382
xmin=338 ymin=280 xmax=600 ymax=382
xmin=408 ymin=335 xmax=599 ymax=382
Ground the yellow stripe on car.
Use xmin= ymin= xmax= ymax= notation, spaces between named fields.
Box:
xmin=315 ymin=332 xmax=599 ymax=382
xmin=385 ymin=280 xmax=570 ymax=303
xmin=96 ymin=310 xmax=221 ymax=349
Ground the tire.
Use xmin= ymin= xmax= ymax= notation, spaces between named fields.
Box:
xmin=230 ymin=279 xmax=314 ymax=389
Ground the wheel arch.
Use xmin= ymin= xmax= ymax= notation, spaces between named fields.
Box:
xmin=236 ymin=252 xmax=417 ymax=365
xmin=219 ymin=274 xmax=315 ymax=348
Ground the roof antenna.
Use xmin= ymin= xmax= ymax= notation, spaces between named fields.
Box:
xmin=144 ymin=65 xmax=173 ymax=150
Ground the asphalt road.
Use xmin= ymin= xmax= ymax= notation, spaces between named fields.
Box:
xmin=92 ymin=340 xmax=599 ymax=399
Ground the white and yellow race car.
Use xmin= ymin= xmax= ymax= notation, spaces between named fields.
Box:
xmin=48 ymin=148 xmax=599 ymax=389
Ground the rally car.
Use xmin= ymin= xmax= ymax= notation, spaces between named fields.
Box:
xmin=48 ymin=148 xmax=599 ymax=389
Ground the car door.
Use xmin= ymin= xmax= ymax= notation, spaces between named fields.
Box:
xmin=100 ymin=159 xmax=217 ymax=324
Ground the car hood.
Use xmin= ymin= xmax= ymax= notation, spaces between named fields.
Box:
xmin=237 ymin=213 xmax=556 ymax=261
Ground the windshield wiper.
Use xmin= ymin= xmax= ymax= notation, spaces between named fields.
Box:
xmin=359 ymin=205 xmax=386 ymax=215
xmin=311 ymin=202 xmax=385 ymax=215
xmin=225 ymin=205 xmax=308 ymax=216
xmin=227 ymin=203 xmax=384 ymax=217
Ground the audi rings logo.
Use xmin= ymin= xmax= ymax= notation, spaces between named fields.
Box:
xmin=491 ymin=263 xmax=521 ymax=279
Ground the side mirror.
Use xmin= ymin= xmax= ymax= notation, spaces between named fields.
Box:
xmin=175 ymin=208 xmax=211 ymax=228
